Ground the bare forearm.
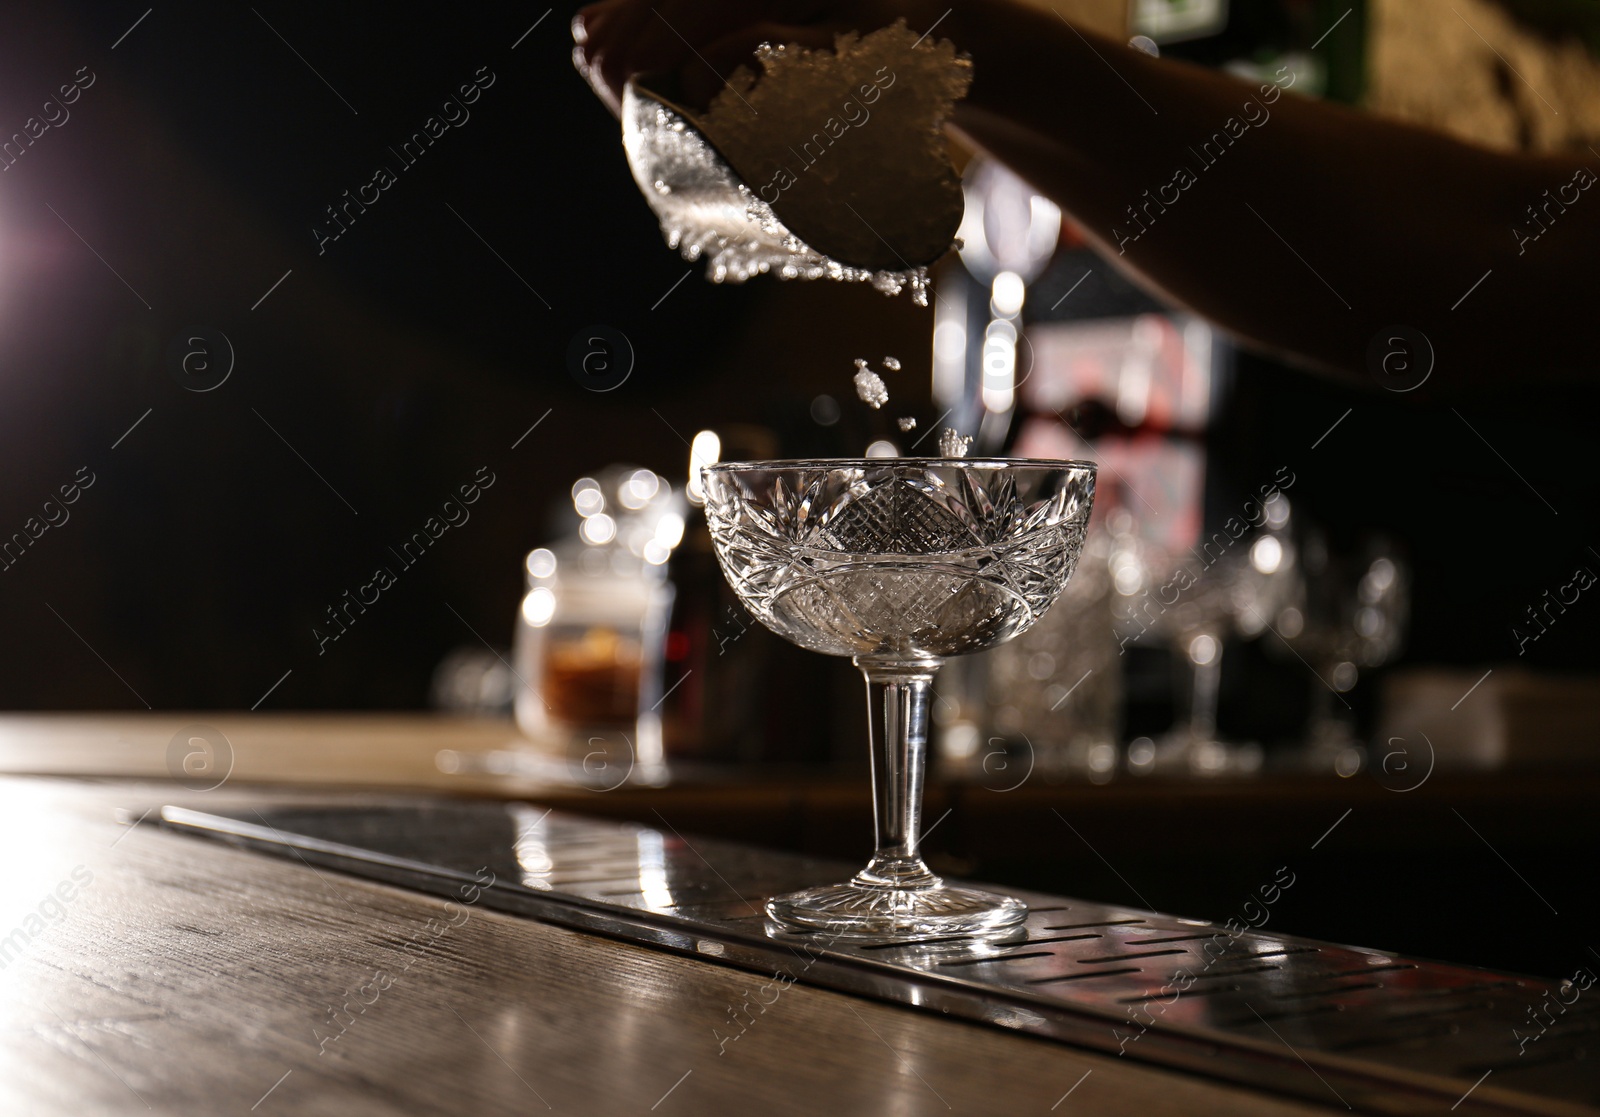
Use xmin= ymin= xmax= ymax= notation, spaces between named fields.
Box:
xmin=574 ymin=0 xmax=1596 ymax=385
xmin=931 ymin=1 xmax=1596 ymax=386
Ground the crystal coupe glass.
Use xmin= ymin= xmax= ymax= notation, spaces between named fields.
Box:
xmin=702 ymin=458 xmax=1096 ymax=939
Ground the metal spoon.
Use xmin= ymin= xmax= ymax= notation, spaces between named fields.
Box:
xmin=618 ymin=30 xmax=968 ymax=283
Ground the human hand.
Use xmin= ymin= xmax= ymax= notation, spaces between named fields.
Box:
xmin=572 ymin=0 xmax=943 ymax=114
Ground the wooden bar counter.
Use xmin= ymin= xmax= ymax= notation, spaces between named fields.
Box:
xmin=0 ymin=714 xmax=1593 ymax=1115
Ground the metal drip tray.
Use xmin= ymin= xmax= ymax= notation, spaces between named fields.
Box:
xmin=160 ymin=802 xmax=1598 ymax=1116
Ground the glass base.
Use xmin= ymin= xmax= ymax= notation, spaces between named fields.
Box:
xmin=765 ymin=882 xmax=1028 ymax=941
xmin=1139 ymin=731 xmax=1263 ymax=777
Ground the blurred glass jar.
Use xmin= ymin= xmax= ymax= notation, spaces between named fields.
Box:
xmin=513 ymin=468 xmax=685 ymax=784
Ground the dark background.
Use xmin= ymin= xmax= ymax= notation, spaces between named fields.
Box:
xmin=0 ymin=2 xmax=940 ymax=708
xmin=1 ymin=0 xmax=1596 ymax=982
xmin=3 ymin=2 xmax=1594 ymax=714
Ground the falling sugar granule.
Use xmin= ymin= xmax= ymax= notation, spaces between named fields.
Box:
xmin=854 ymin=368 xmax=889 ymax=410
xmin=897 ymin=417 xmax=917 ymax=432
xmin=883 ymin=357 xmax=901 ymax=371
xmin=938 ymin=428 xmax=972 ymax=458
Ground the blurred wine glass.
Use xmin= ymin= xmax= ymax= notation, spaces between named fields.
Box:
xmin=1269 ymin=510 xmax=1410 ymax=776
xmin=1111 ymin=495 xmax=1296 ymax=776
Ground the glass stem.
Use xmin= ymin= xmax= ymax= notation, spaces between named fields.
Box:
xmin=853 ymin=658 xmax=942 ymax=891
xmin=1308 ymin=666 xmax=1340 ymax=744
xmin=1189 ymin=639 xmax=1222 ymax=741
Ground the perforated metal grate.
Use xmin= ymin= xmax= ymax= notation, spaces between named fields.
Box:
xmin=160 ymin=802 xmax=1598 ymax=1116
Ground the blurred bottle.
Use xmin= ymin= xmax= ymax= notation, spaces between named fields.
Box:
xmin=658 ymin=427 xmax=751 ymax=762
xmin=1136 ymin=0 xmax=1368 ymax=105
xmin=657 ymin=423 xmax=851 ymax=767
